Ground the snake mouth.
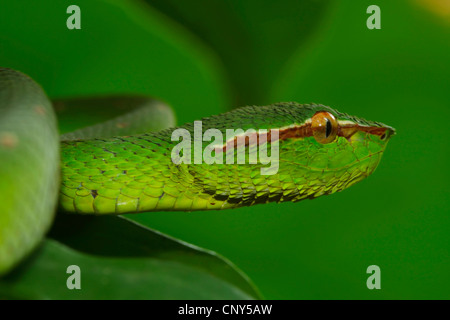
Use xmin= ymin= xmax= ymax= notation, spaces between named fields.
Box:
xmin=337 ymin=123 xmax=396 ymax=142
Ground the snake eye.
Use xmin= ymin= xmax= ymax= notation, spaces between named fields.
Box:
xmin=311 ymin=111 xmax=338 ymax=144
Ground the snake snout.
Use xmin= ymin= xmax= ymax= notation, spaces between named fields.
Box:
xmin=381 ymin=126 xmax=396 ymax=141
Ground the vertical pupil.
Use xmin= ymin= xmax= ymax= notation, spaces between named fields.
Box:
xmin=325 ymin=118 xmax=332 ymax=138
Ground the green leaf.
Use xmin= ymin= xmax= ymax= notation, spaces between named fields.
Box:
xmin=143 ymin=0 xmax=332 ymax=105
xmin=0 ymin=0 xmax=230 ymax=124
xmin=0 ymin=215 xmax=261 ymax=299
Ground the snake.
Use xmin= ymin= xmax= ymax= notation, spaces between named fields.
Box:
xmin=0 ymin=67 xmax=395 ymax=275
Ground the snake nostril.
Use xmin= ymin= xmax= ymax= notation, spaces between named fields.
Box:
xmin=390 ymin=127 xmax=396 ymax=137
xmin=381 ymin=127 xmax=396 ymax=140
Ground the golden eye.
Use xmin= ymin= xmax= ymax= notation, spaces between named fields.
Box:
xmin=311 ymin=111 xmax=338 ymax=144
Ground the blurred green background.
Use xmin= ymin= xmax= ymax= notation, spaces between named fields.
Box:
xmin=0 ymin=0 xmax=449 ymax=299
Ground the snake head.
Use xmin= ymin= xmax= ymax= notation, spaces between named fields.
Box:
xmin=187 ymin=102 xmax=396 ymax=206
xmin=262 ymin=103 xmax=396 ymax=200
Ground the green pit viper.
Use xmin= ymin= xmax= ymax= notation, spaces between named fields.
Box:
xmin=0 ymin=67 xmax=395 ymax=275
